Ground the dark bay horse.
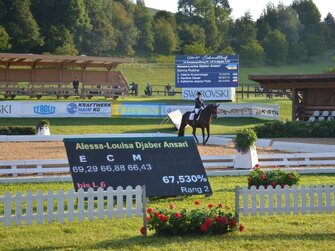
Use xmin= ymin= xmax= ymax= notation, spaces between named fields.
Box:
xmin=178 ymin=104 xmax=219 ymax=145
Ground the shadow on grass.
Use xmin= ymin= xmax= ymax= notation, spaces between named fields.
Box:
xmin=89 ymin=232 xmax=335 ymax=250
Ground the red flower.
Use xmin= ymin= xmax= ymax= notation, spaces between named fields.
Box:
xmin=260 ymin=175 xmax=265 ymax=181
xmin=229 ymin=218 xmax=237 ymax=227
xmin=159 ymin=214 xmax=167 ymax=222
xmin=254 ymin=164 xmax=260 ymax=169
xmin=204 ymin=218 xmax=213 ymax=227
xmin=218 ymin=203 xmax=223 ymax=208
xmin=200 ymin=223 xmax=208 ymax=232
xmin=194 ymin=200 xmax=200 ymax=205
xmin=169 ymin=203 xmax=174 ymax=209
xmin=208 ymin=203 xmax=214 ymax=209
xmin=174 ymin=212 xmax=182 ymax=219
xmin=271 ymin=182 xmax=276 ymax=188
xmin=147 ymin=208 xmax=153 ymax=214
xmin=215 ymin=216 xmax=227 ymax=225
xmin=239 ymin=224 xmax=245 ymax=232
xmin=146 ymin=216 xmax=151 ymax=221
xmin=140 ymin=226 xmax=146 ymax=236
xmin=154 ymin=211 xmax=159 ymax=217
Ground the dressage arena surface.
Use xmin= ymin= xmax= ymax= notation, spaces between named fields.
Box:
xmin=1 ymin=138 xmax=334 ymax=160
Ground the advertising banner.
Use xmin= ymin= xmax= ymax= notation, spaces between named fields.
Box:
xmin=182 ymin=88 xmax=235 ymax=101
xmin=161 ymin=105 xmax=193 ymax=116
xmin=175 ymin=54 xmax=239 ymax=88
xmin=0 ymin=102 xmax=111 ymax=117
xmin=217 ymin=103 xmax=279 ymax=120
xmin=0 ymin=102 xmax=21 ymax=117
xmin=112 ymin=103 xmax=161 ymax=117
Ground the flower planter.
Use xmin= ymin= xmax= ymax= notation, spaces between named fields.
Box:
xmin=234 ymin=145 xmax=259 ymax=169
xmin=36 ymin=126 xmax=51 ymax=136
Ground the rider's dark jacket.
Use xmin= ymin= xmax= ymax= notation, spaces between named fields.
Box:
xmin=195 ymin=97 xmax=205 ymax=109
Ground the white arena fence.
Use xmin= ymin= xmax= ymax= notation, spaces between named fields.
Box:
xmin=1 ymin=152 xmax=335 ymax=180
xmin=0 ymin=186 xmax=146 ymax=229
xmin=235 ymin=184 xmax=335 ymax=219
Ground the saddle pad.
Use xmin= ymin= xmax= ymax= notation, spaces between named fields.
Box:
xmin=189 ymin=112 xmax=195 ymax=120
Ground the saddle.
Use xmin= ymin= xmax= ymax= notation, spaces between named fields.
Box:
xmin=188 ymin=109 xmax=202 ymax=121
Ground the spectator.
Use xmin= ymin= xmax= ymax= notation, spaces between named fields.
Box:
xmin=144 ymin=83 xmax=152 ymax=96
xmin=72 ymin=78 xmax=79 ymax=95
xmin=129 ymin=82 xmax=139 ymax=96
xmin=165 ymin=83 xmax=171 ymax=96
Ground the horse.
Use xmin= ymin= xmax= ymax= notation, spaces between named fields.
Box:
xmin=178 ymin=104 xmax=219 ymax=145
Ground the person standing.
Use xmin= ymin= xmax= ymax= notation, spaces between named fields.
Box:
xmin=73 ymin=78 xmax=79 ymax=95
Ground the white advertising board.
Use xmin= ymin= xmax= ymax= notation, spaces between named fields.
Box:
xmin=0 ymin=102 xmax=112 ymax=118
xmin=0 ymin=102 xmax=21 ymax=117
xmin=161 ymin=105 xmax=194 ymax=115
xmin=182 ymin=88 xmax=235 ymax=101
xmin=217 ymin=103 xmax=279 ymax=120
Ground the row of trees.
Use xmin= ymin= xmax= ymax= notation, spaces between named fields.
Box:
xmin=0 ymin=0 xmax=334 ymax=66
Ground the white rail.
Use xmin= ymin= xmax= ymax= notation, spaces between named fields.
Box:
xmin=235 ymin=184 xmax=335 ymax=217
xmin=0 ymin=152 xmax=335 ymax=179
xmin=0 ymin=186 xmax=146 ymax=227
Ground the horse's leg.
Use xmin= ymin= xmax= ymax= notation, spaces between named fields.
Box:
xmin=178 ymin=116 xmax=188 ymax=137
xmin=204 ymin=125 xmax=210 ymax=144
xmin=192 ymin=126 xmax=199 ymax=144
xmin=201 ymin=127 xmax=206 ymax=145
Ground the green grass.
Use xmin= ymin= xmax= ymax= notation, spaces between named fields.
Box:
xmin=0 ymin=116 xmax=270 ymax=135
xmin=1 ymin=175 xmax=335 ymax=250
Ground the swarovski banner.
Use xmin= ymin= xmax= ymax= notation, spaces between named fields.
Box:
xmin=182 ymin=88 xmax=235 ymax=101
xmin=0 ymin=102 xmax=21 ymax=117
xmin=0 ymin=102 xmax=111 ymax=117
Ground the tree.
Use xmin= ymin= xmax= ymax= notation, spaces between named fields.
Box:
xmin=153 ymin=20 xmax=178 ymax=55
xmin=287 ymin=42 xmax=307 ymax=63
xmin=134 ymin=4 xmax=154 ymax=55
xmin=108 ymin=1 xmax=137 ymax=56
xmin=0 ymin=26 xmax=11 ymax=51
xmin=177 ymin=24 xmax=206 ymax=53
xmin=184 ymin=42 xmax=210 ymax=54
xmin=31 ymin=0 xmax=90 ymax=53
xmin=178 ymin=0 xmax=197 ymax=16
xmin=231 ymin=11 xmax=256 ymax=52
xmin=323 ymin=13 xmax=335 ymax=48
xmin=239 ymin=40 xmax=265 ymax=66
xmin=0 ymin=0 xmax=44 ymax=52
xmin=81 ymin=0 xmax=117 ymax=56
xmin=277 ymin=5 xmax=302 ymax=44
xmin=263 ymin=29 xmax=288 ymax=65
xmin=292 ymin=0 xmax=321 ymax=32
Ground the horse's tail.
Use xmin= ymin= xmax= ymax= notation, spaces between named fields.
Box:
xmin=178 ymin=113 xmax=188 ymax=137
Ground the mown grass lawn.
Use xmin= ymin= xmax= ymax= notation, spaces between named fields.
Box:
xmin=1 ymin=175 xmax=335 ymax=251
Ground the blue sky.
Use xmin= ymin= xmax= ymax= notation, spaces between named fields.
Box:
xmin=144 ymin=0 xmax=331 ymax=20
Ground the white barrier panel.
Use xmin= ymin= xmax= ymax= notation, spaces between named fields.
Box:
xmin=217 ymin=103 xmax=279 ymax=120
xmin=272 ymin=141 xmax=335 ymax=152
xmin=0 ymin=102 xmax=21 ymax=118
xmin=0 ymin=102 xmax=112 ymax=118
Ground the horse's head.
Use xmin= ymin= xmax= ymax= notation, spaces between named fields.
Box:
xmin=205 ymin=104 xmax=220 ymax=116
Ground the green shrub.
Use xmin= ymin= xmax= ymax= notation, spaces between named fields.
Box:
xmin=247 ymin=168 xmax=300 ymax=188
xmin=234 ymin=129 xmax=258 ymax=153
xmin=254 ymin=120 xmax=335 ymax=138
xmin=0 ymin=126 xmax=36 ymax=135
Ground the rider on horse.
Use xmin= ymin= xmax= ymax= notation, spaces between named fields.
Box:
xmin=194 ymin=91 xmax=205 ymax=124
